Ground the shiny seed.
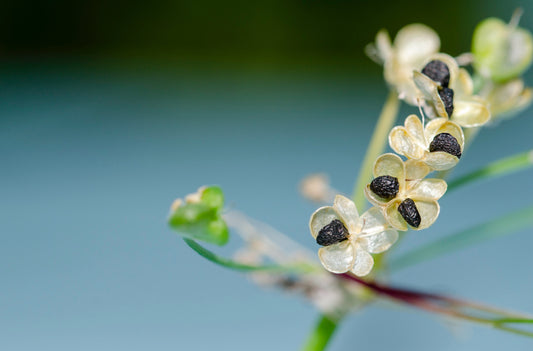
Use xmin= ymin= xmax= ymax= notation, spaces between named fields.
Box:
xmin=316 ymin=219 xmax=349 ymax=246
xmin=398 ymin=198 xmax=421 ymax=228
xmin=438 ymin=87 xmax=454 ymax=116
xmin=429 ymin=132 xmax=462 ymax=158
xmin=370 ymin=175 xmax=400 ymax=200
xmin=422 ymin=60 xmax=450 ymax=87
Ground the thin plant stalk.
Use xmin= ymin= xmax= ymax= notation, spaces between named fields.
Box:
xmin=301 ymin=315 xmax=340 ymax=351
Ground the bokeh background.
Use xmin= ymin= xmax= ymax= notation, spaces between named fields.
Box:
xmin=2 ymin=0 xmax=533 ymax=350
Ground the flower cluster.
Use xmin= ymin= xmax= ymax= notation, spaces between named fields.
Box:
xmin=310 ymin=16 xmax=533 ymax=277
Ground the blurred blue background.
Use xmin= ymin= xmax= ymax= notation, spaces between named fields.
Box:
xmin=1 ymin=0 xmax=533 ymax=350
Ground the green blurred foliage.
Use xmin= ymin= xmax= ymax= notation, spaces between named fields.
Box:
xmin=0 ymin=0 xmax=483 ymax=67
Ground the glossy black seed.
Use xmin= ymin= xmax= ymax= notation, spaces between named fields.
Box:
xmin=429 ymin=132 xmax=462 ymax=158
xmin=398 ymin=198 xmax=421 ymax=228
xmin=438 ymin=87 xmax=454 ymax=116
xmin=370 ymin=175 xmax=400 ymax=200
xmin=422 ymin=60 xmax=450 ymax=87
xmin=316 ymin=219 xmax=349 ymax=246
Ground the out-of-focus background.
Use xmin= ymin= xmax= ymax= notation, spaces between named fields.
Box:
xmin=2 ymin=1 xmax=533 ymax=350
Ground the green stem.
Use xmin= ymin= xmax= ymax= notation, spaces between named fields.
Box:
xmin=183 ymin=238 xmax=320 ymax=273
xmin=352 ymin=91 xmax=400 ymax=210
xmin=447 ymin=149 xmax=533 ymax=192
xmin=301 ymin=314 xmax=339 ymax=351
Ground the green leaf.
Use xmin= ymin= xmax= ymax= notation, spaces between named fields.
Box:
xmin=183 ymin=238 xmax=319 ymax=273
xmin=391 ymin=205 xmax=533 ymax=270
xmin=448 ymin=150 xmax=533 ymax=192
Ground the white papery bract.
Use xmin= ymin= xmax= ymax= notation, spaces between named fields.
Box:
xmin=366 ymin=24 xmax=440 ymax=105
xmin=414 ymin=53 xmax=491 ymax=127
xmin=389 ymin=115 xmax=464 ymax=171
xmin=309 ymin=195 xmax=398 ymax=276
xmin=364 ymin=154 xmax=447 ymax=231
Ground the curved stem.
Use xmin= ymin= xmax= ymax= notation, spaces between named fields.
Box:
xmin=301 ymin=314 xmax=340 ymax=351
xmin=352 ymin=91 xmax=400 ymax=210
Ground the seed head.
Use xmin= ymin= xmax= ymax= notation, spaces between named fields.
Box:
xmin=316 ymin=219 xmax=349 ymax=246
xmin=422 ymin=60 xmax=451 ymax=87
xmin=398 ymin=198 xmax=421 ymax=228
xmin=429 ymin=132 xmax=462 ymax=158
xmin=438 ymin=87 xmax=455 ymax=116
xmin=370 ymin=175 xmax=400 ymax=200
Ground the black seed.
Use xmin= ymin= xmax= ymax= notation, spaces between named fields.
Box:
xmin=422 ymin=60 xmax=450 ymax=87
xmin=370 ymin=175 xmax=399 ymax=200
xmin=438 ymin=87 xmax=454 ymax=116
xmin=398 ymin=198 xmax=421 ymax=228
xmin=429 ymin=132 xmax=462 ymax=158
xmin=316 ymin=219 xmax=349 ymax=246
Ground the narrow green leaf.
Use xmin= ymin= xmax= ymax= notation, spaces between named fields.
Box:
xmin=183 ymin=238 xmax=319 ymax=273
xmin=493 ymin=318 xmax=533 ymax=324
xmin=448 ymin=150 xmax=533 ymax=192
xmin=391 ymin=205 xmax=533 ymax=270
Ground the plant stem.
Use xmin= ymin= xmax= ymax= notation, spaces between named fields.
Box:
xmin=301 ymin=314 xmax=339 ymax=351
xmin=352 ymin=91 xmax=400 ymax=210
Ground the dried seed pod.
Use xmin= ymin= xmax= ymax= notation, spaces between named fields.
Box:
xmin=370 ymin=175 xmax=400 ymax=200
xmin=398 ymin=198 xmax=421 ymax=228
xmin=422 ymin=60 xmax=451 ymax=87
xmin=429 ymin=132 xmax=462 ymax=158
xmin=438 ymin=87 xmax=455 ymax=116
xmin=316 ymin=219 xmax=349 ymax=246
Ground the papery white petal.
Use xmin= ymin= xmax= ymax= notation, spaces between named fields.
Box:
xmin=389 ymin=127 xmax=424 ymax=159
xmin=454 ymin=68 xmax=474 ymax=96
xmin=373 ymin=153 xmax=406 ymax=190
xmin=405 ymin=159 xmax=431 ymax=180
xmin=384 ymin=201 xmax=409 ymax=231
xmin=309 ymin=206 xmax=338 ymax=239
xmin=333 ymin=195 xmax=359 ymax=232
xmin=359 ymin=207 xmax=388 ymax=235
xmin=404 ymin=114 xmax=426 ymax=146
xmin=407 ymin=178 xmax=447 ymax=200
xmin=394 ymin=24 xmax=440 ymax=64
xmin=318 ymin=241 xmax=355 ymax=274
xmin=350 ymin=244 xmax=375 ymax=277
xmin=414 ymin=72 xmax=448 ymax=117
xmin=376 ymin=29 xmax=392 ymax=63
xmin=359 ymin=229 xmax=398 ymax=254
xmin=452 ymin=99 xmax=491 ymax=127
xmin=424 ymin=151 xmax=459 ymax=171
xmin=364 ymin=185 xmax=391 ymax=207
xmin=411 ymin=198 xmax=440 ymax=230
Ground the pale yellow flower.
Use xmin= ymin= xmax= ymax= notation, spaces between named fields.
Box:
xmin=389 ymin=115 xmax=464 ymax=171
xmin=364 ymin=154 xmax=447 ymax=231
xmin=367 ymin=24 xmax=440 ymax=105
xmin=414 ymin=53 xmax=491 ymax=127
xmin=309 ymin=195 xmax=398 ymax=276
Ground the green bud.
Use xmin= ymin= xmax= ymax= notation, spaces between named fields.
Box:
xmin=472 ymin=15 xmax=533 ymax=82
xmin=168 ymin=186 xmax=229 ymax=246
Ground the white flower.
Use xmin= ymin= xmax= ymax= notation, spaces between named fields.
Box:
xmin=309 ymin=195 xmax=398 ymax=276
xmin=364 ymin=154 xmax=447 ymax=231
xmin=389 ymin=115 xmax=464 ymax=171
xmin=366 ymin=24 xmax=440 ymax=105
xmin=414 ymin=53 xmax=491 ymax=127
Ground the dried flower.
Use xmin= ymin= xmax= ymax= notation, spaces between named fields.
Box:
xmin=364 ymin=154 xmax=447 ymax=231
xmin=389 ymin=115 xmax=464 ymax=171
xmin=309 ymin=195 xmax=398 ymax=276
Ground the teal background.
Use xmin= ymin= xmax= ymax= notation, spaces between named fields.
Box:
xmin=1 ymin=0 xmax=533 ymax=350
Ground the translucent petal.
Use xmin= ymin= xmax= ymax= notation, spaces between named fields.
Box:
xmin=376 ymin=29 xmax=392 ymax=63
xmin=373 ymin=153 xmax=406 ymax=182
xmin=364 ymin=185 xmax=390 ymax=207
xmin=411 ymin=198 xmax=440 ymax=230
xmin=389 ymin=127 xmax=424 ymax=159
xmin=394 ymin=24 xmax=440 ymax=64
xmin=424 ymin=151 xmax=459 ymax=171
xmin=350 ymin=244 xmax=375 ymax=277
xmin=318 ymin=241 xmax=355 ymax=274
xmin=309 ymin=206 xmax=338 ymax=239
xmin=333 ymin=195 xmax=359 ymax=232
xmin=454 ymin=68 xmax=474 ymax=96
xmin=413 ymin=72 xmax=448 ymax=117
xmin=384 ymin=201 xmax=409 ymax=231
xmin=404 ymin=114 xmax=426 ymax=146
xmin=453 ymin=99 xmax=491 ymax=127
xmin=424 ymin=118 xmax=464 ymax=148
xmin=359 ymin=207 xmax=388 ymax=235
xmin=359 ymin=229 xmax=398 ymax=254
xmin=405 ymin=159 xmax=431 ymax=179
xmin=407 ymin=178 xmax=447 ymax=200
